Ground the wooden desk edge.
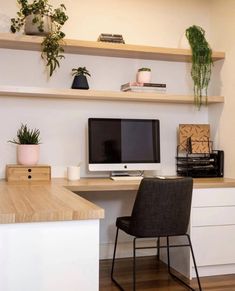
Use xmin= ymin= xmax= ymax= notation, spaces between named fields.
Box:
xmin=1 ymin=177 xmax=235 ymax=224
xmin=60 ymin=177 xmax=235 ymax=191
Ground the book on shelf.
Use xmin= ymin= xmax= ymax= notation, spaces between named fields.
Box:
xmin=122 ymin=87 xmax=166 ymax=93
xmin=121 ymin=82 xmax=166 ymax=90
xmin=97 ymin=33 xmax=125 ymax=44
xmin=121 ymin=82 xmax=166 ymax=93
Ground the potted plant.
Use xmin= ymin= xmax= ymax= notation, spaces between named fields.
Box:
xmin=71 ymin=67 xmax=91 ymax=89
xmin=185 ymin=25 xmax=213 ymax=109
xmin=136 ymin=67 xmax=151 ymax=83
xmin=8 ymin=124 xmax=41 ymax=165
xmin=10 ymin=0 xmax=68 ymax=77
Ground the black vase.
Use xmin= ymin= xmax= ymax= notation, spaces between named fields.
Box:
xmin=71 ymin=75 xmax=89 ymax=89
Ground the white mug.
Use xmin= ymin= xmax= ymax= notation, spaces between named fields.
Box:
xmin=67 ymin=166 xmax=80 ymax=181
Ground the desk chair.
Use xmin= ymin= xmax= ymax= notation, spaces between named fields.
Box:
xmin=111 ymin=177 xmax=202 ymax=291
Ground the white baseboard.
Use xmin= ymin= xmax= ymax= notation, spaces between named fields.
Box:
xmin=192 ymin=264 xmax=235 ymax=277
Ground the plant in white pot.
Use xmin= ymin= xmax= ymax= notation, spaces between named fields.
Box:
xmin=136 ymin=67 xmax=151 ymax=83
xmin=8 ymin=124 xmax=41 ymax=166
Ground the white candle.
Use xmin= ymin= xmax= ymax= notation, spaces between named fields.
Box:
xmin=67 ymin=166 xmax=80 ymax=181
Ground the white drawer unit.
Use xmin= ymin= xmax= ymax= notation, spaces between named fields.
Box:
xmin=192 ymin=188 xmax=235 ymax=207
xmin=192 ymin=206 xmax=235 ymax=226
xmin=192 ymin=225 xmax=235 ymax=266
xmin=190 ymin=187 xmax=235 ymax=277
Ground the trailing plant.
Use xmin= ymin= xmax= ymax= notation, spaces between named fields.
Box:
xmin=138 ymin=67 xmax=151 ymax=72
xmin=185 ymin=25 xmax=213 ymax=109
xmin=41 ymin=30 xmax=66 ymax=76
xmin=72 ymin=67 xmax=91 ymax=77
xmin=10 ymin=0 xmax=68 ymax=76
xmin=8 ymin=124 xmax=41 ymax=145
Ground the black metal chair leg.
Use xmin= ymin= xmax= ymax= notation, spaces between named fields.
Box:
xmin=157 ymin=237 xmax=160 ymax=260
xmin=166 ymin=236 xmax=171 ymax=273
xmin=111 ymin=228 xmax=125 ymax=290
xmin=133 ymin=238 xmax=137 ymax=291
xmin=186 ymin=234 xmax=202 ymax=291
xmin=167 ymin=235 xmax=196 ymax=291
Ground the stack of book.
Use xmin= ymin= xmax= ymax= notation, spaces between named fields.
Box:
xmin=97 ymin=33 xmax=125 ymax=44
xmin=120 ymin=82 xmax=166 ymax=93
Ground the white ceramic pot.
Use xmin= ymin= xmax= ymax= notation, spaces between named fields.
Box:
xmin=17 ymin=144 xmax=40 ymax=166
xmin=137 ymin=70 xmax=151 ymax=83
xmin=24 ymin=15 xmax=52 ymax=36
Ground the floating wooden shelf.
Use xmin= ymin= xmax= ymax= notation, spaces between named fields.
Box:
xmin=0 ymin=33 xmax=225 ymax=62
xmin=0 ymin=86 xmax=224 ymax=104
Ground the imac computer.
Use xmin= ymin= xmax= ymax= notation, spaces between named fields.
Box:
xmin=88 ymin=118 xmax=161 ymax=178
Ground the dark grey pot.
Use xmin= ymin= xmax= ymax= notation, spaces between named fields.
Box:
xmin=71 ymin=75 xmax=89 ymax=89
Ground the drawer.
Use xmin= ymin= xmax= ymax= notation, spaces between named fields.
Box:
xmin=6 ymin=165 xmax=51 ymax=181
xmin=192 ymin=225 xmax=235 ymax=266
xmin=192 ymin=188 xmax=235 ymax=207
xmin=192 ymin=206 xmax=235 ymax=226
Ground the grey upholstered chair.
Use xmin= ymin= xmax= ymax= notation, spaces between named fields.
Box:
xmin=111 ymin=177 xmax=202 ymax=291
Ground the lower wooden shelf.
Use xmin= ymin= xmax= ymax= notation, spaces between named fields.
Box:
xmin=0 ymin=86 xmax=224 ymax=104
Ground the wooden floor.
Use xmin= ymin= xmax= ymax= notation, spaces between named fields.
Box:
xmin=100 ymin=256 xmax=235 ymax=290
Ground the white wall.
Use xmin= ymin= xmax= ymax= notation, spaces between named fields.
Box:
xmin=209 ymin=0 xmax=235 ymax=178
xmin=0 ymin=0 xmax=220 ymax=179
xmin=0 ymin=0 xmax=212 ymax=46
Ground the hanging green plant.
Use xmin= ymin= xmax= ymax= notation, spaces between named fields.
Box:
xmin=185 ymin=25 xmax=213 ymax=109
xmin=10 ymin=0 xmax=68 ymax=77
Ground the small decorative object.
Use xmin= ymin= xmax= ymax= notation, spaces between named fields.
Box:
xmin=185 ymin=25 xmax=213 ymax=109
xmin=10 ymin=0 xmax=68 ymax=76
xmin=179 ymin=124 xmax=211 ymax=153
xmin=8 ymin=124 xmax=41 ymax=166
xmin=136 ymin=68 xmax=151 ymax=83
xmin=71 ymin=67 xmax=91 ymax=90
xmin=6 ymin=164 xmax=51 ymax=181
xmin=97 ymin=33 xmax=125 ymax=44
xmin=67 ymin=165 xmax=81 ymax=181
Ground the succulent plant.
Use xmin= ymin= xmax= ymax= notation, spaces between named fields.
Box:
xmin=8 ymin=124 xmax=41 ymax=145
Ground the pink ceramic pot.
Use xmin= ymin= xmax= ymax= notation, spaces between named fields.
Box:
xmin=17 ymin=144 xmax=40 ymax=165
xmin=136 ymin=71 xmax=151 ymax=83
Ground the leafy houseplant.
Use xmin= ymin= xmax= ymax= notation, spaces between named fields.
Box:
xmin=8 ymin=124 xmax=41 ymax=165
xmin=185 ymin=25 xmax=213 ymax=109
xmin=10 ymin=0 xmax=68 ymax=76
xmin=71 ymin=67 xmax=91 ymax=90
xmin=137 ymin=67 xmax=151 ymax=83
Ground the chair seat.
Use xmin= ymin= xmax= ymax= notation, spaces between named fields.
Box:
xmin=116 ymin=216 xmax=132 ymax=235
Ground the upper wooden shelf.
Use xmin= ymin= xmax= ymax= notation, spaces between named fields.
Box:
xmin=0 ymin=86 xmax=224 ymax=104
xmin=0 ymin=33 xmax=225 ymax=62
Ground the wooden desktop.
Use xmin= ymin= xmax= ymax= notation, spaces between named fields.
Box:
xmin=1 ymin=177 xmax=235 ymax=291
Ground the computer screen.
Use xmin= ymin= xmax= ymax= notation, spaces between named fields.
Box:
xmin=88 ymin=118 xmax=161 ymax=172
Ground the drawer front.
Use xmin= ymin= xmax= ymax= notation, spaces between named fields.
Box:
xmin=192 ymin=225 xmax=235 ymax=266
xmin=6 ymin=166 xmax=51 ymax=181
xmin=192 ymin=206 xmax=235 ymax=226
xmin=193 ymin=188 xmax=235 ymax=207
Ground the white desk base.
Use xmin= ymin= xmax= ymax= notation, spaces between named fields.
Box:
xmin=0 ymin=220 xmax=99 ymax=291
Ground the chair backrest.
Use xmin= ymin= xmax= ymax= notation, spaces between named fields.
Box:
xmin=129 ymin=177 xmax=193 ymax=237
